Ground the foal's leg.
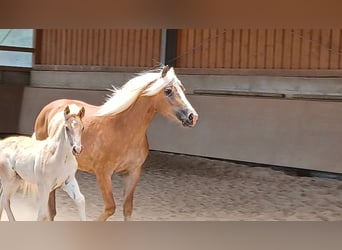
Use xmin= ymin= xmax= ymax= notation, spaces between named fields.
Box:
xmin=122 ymin=167 xmax=142 ymax=221
xmin=0 ymin=180 xmax=21 ymax=221
xmin=62 ymin=177 xmax=86 ymax=221
xmin=37 ymin=186 xmax=51 ymax=221
xmin=1 ymin=192 xmax=15 ymax=221
xmin=48 ymin=190 xmax=57 ymax=221
xmin=0 ymin=184 xmax=3 ymax=219
xmin=96 ymin=172 xmax=116 ymax=221
xmin=0 ymin=162 xmax=13 ymax=220
xmin=0 ymin=166 xmax=21 ymax=221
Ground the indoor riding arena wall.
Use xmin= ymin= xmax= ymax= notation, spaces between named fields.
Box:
xmin=2 ymin=28 xmax=342 ymax=174
xmin=10 ymin=71 xmax=342 ymax=175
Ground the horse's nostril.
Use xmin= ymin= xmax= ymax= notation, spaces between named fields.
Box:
xmin=188 ymin=113 xmax=193 ymax=121
xmin=72 ymin=145 xmax=83 ymax=155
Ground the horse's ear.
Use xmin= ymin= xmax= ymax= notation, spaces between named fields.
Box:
xmin=78 ymin=106 xmax=85 ymax=119
xmin=64 ymin=105 xmax=70 ymax=118
xmin=161 ymin=65 xmax=170 ymax=78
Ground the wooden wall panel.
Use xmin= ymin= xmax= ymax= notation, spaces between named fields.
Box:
xmin=36 ymin=28 xmax=342 ymax=72
xmin=223 ymin=29 xmax=233 ymax=68
xmin=273 ymin=29 xmax=283 ymax=69
xmin=232 ymin=29 xmax=241 ymax=69
xmin=193 ymin=29 xmax=202 ymax=68
xmin=248 ymin=29 xmax=257 ymax=68
xmin=300 ymin=29 xmax=311 ymax=69
xmin=176 ymin=28 xmax=342 ymax=70
xmin=291 ymin=29 xmax=301 ymax=69
xmin=256 ymin=29 xmax=266 ymax=69
xmin=215 ymin=29 xmax=225 ymax=68
xmin=330 ymin=29 xmax=340 ymax=69
xmin=37 ymin=29 xmax=161 ymax=67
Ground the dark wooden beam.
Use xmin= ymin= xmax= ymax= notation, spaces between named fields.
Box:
xmin=0 ymin=45 xmax=34 ymax=53
xmin=164 ymin=29 xmax=178 ymax=67
xmin=34 ymin=29 xmax=43 ymax=65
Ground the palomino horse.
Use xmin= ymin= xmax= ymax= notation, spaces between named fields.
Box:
xmin=0 ymin=105 xmax=86 ymax=221
xmin=34 ymin=66 xmax=198 ymax=221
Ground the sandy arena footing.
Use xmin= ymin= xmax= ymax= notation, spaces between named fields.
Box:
xmin=1 ymin=151 xmax=342 ymax=221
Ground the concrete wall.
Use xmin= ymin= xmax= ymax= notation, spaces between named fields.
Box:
xmin=30 ymin=70 xmax=135 ymax=90
xmin=0 ymin=84 xmax=25 ymax=133
xmin=31 ymin=70 xmax=342 ymax=98
xmin=17 ymin=87 xmax=106 ymax=134
xmin=148 ymin=96 xmax=342 ymax=174
xmin=0 ymin=70 xmax=30 ymax=85
xmin=16 ymin=84 xmax=342 ymax=174
xmin=3 ymin=70 xmax=342 ymax=173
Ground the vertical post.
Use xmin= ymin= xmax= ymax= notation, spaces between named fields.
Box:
xmin=34 ymin=29 xmax=43 ymax=65
xmin=160 ymin=29 xmax=178 ymax=67
xmin=160 ymin=29 xmax=167 ymax=65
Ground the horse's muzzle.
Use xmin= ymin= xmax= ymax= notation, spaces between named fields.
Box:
xmin=187 ymin=112 xmax=198 ymax=127
xmin=178 ymin=110 xmax=199 ymax=128
xmin=72 ymin=145 xmax=83 ymax=156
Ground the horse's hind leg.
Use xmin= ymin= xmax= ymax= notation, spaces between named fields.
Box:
xmin=0 ymin=180 xmax=21 ymax=221
xmin=95 ymin=172 xmax=116 ymax=221
xmin=62 ymin=177 xmax=86 ymax=221
xmin=122 ymin=167 xmax=141 ymax=221
xmin=2 ymin=195 xmax=15 ymax=221
xmin=0 ymin=157 xmax=22 ymax=221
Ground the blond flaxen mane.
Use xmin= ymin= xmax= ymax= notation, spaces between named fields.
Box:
xmin=96 ymin=66 xmax=181 ymax=117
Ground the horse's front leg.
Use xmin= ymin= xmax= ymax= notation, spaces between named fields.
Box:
xmin=37 ymin=186 xmax=51 ymax=221
xmin=62 ymin=177 xmax=86 ymax=221
xmin=95 ymin=171 xmax=116 ymax=221
xmin=47 ymin=190 xmax=57 ymax=221
xmin=122 ymin=167 xmax=142 ymax=221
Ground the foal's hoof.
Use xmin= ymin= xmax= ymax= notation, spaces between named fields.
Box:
xmin=124 ymin=216 xmax=132 ymax=221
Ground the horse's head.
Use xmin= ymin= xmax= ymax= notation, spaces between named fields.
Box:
xmin=152 ymin=66 xmax=198 ymax=127
xmin=63 ymin=105 xmax=85 ymax=156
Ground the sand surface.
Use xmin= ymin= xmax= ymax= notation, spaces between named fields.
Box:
xmin=1 ymin=151 xmax=342 ymax=221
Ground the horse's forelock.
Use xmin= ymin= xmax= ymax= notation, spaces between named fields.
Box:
xmin=142 ymin=67 xmax=179 ymax=96
xmin=48 ymin=104 xmax=83 ymax=137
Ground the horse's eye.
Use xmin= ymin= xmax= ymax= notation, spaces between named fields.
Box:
xmin=164 ymin=88 xmax=173 ymax=96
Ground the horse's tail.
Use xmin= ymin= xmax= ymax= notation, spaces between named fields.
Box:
xmin=19 ymin=181 xmax=38 ymax=200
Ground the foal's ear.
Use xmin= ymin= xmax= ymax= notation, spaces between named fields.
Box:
xmin=161 ymin=65 xmax=170 ymax=78
xmin=64 ymin=105 xmax=70 ymax=118
xmin=78 ymin=106 xmax=85 ymax=119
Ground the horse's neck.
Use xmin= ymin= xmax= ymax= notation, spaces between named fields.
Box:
xmin=106 ymin=96 xmax=156 ymax=134
xmin=49 ymin=124 xmax=71 ymax=156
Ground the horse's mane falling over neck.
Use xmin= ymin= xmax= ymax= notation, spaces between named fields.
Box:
xmin=96 ymin=67 xmax=179 ymax=117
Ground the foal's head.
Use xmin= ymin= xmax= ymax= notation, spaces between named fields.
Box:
xmin=63 ymin=105 xmax=85 ymax=156
xmin=152 ymin=66 xmax=198 ymax=127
